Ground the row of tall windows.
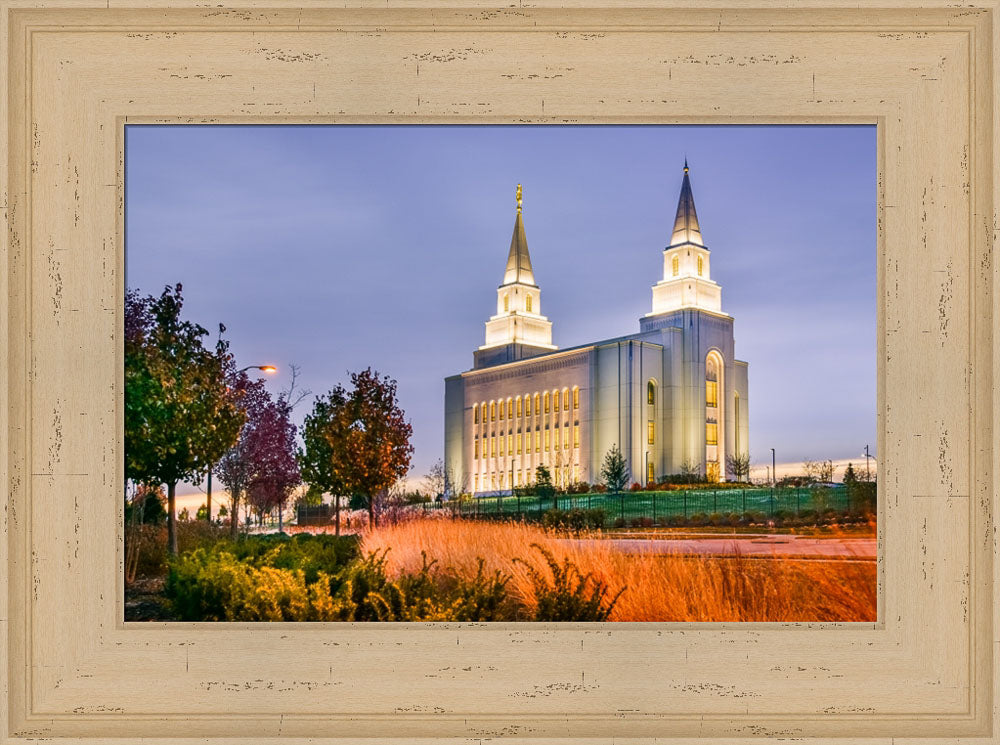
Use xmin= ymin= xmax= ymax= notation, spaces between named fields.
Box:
xmin=472 ymin=387 xmax=580 ymax=425
xmin=474 ymin=464 xmax=578 ymax=492
xmin=474 ymin=425 xmax=580 ymax=459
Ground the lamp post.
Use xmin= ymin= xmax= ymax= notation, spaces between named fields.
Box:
xmin=770 ymin=448 xmax=776 ymax=486
xmin=207 ymin=364 xmax=277 ymax=525
xmin=863 ymin=444 xmax=874 ymax=482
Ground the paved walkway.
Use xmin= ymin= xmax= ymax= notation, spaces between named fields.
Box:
xmin=563 ymin=534 xmax=876 ymax=560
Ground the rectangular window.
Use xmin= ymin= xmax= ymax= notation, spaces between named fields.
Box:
xmin=491 ymin=473 xmax=496 ymax=489
xmin=647 ymin=385 xmax=655 ymax=405
xmin=573 ymin=388 xmax=579 ymax=409
xmin=474 ymin=438 xmax=480 ymax=459
xmin=544 ymin=430 xmax=550 ymax=451
xmin=563 ymin=428 xmax=569 ymax=449
xmin=574 ymin=425 xmax=580 ymax=449
xmin=544 ymin=392 xmax=550 ymax=413
xmin=648 ymin=420 xmax=655 ymax=445
xmin=491 ymin=436 xmax=496 ymax=457
xmin=474 ymin=475 xmax=479 ymax=491
xmin=706 ymin=422 xmax=718 ymax=446
xmin=517 ymin=398 xmax=522 ymax=417
xmin=706 ymin=380 xmax=718 ymax=408
xmin=535 ymin=431 xmax=541 ymax=452
xmin=507 ymin=434 xmax=513 ymax=455
xmin=517 ymin=434 xmax=522 ymax=454
xmin=474 ymin=405 xmax=479 ymax=424
xmin=647 ymin=461 xmax=655 ymax=483
xmin=525 ymin=397 xmax=531 ymax=416
xmin=516 ymin=471 xmax=522 ymax=486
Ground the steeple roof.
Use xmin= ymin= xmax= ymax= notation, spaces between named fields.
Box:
xmin=502 ymin=184 xmax=537 ymax=286
xmin=669 ymin=161 xmax=705 ymax=248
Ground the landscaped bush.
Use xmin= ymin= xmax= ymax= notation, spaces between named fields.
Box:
xmin=514 ymin=544 xmax=623 ymax=622
xmin=163 ymin=532 xmax=624 ymax=622
xmin=541 ymin=507 xmax=607 ymax=533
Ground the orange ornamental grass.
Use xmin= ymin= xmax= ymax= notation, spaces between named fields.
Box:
xmin=362 ymin=518 xmax=876 ymax=622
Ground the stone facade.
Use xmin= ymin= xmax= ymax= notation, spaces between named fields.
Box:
xmin=445 ymin=167 xmax=750 ymax=495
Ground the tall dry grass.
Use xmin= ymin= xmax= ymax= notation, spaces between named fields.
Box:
xmin=362 ymin=519 xmax=876 ymax=622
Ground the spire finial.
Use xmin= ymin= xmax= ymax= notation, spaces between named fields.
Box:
xmin=683 ymin=157 xmax=689 ymax=173
xmin=516 ymin=183 xmax=523 ymax=214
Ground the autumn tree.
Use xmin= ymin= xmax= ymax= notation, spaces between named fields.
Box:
xmin=244 ymin=394 xmax=301 ymax=532
xmin=125 ymin=284 xmax=244 ymax=554
xmin=306 ymin=369 xmax=414 ymax=529
xmin=215 ymin=373 xmax=270 ymax=539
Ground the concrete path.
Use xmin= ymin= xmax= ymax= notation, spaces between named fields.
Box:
xmin=562 ymin=534 xmax=876 ymax=560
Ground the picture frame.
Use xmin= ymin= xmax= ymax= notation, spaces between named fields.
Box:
xmin=1 ymin=1 xmax=996 ymax=742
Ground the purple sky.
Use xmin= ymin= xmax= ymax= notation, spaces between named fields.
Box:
xmin=125 ymin=124 xmax=876 ymax=489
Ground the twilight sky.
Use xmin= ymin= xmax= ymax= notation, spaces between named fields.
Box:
xmin=125 ymin=124 xmax=876 ymax=490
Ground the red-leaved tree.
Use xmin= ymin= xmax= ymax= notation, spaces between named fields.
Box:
xmin=244 ymin=395 xmax=301 ymax=531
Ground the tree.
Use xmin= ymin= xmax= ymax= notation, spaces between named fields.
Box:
xmin=803 ymin=459 xmax=834 ymax=484
xmin=600 ymin=445 xmax=630 ymax=495
xmin=243 ymin=394 xmax=301 ymax=533
xmin=843 ymin=462 xmax=858 ymax=485
xmin=299 ymin=388 xmax=348 ymax=534
xmin=423 ymin=459 xmax=447 ymax=500
xmin=125 ymin=284 xmax=244 ymax=554
xmin=679 ymin=459 xmax=702 ymax=484
xmin=725 ymin=451 xmax=751 ymax=483
xmin=215 ymin=373 xmax=271 ymax=539
xmin=305 ymin=369 xmax=414 ymax=529
xmin=534 ymin=465 xmax=556 ymax=507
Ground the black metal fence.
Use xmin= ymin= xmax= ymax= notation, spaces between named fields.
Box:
xmin=420 ymin=484 xmax=874 ymax=527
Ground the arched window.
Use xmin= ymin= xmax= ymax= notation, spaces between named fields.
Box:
xmin=697 ymin=255 xmax=704 ymax=276
xmin=647 ymin=380 xmax=655 ymax=406
xmin=553 ymin=389 xmax=560 ymax=411
xmin=499 ymin=401 xmax=505 ymax=420
xmin=490 ymin=401 xmax=496 ymax=421
xmin=526 ymin=294 xmax=533 ymax=312
xmin=534 ymin=393 xmax=540 ymax=414
xmin=516 ymin=396 xmax=522 ymax=418
xmin=507 ymin=399 xmax=513 ymax=419
xmin=503 ymin=294 xmax=509 ymax=312
xmin=544 ymin=392 xmax=550 ymax=413
xmin=573 ymin=386 xmax=580 ymax=409
xmin=705 ymin=350 xmax=724 ymax=482
xmin=525 ymin=395 xmax=531 ymax=416
xmin=562 ymin=388 xmax=570 ymax=411
xmin=672 ymin=255 xmax=679 ymax=276
xmin=473 ymin=404 xmax=479 ymax=424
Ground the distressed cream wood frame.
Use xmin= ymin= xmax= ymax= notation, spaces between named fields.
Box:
xmin=1 ymin=1 xmax=997 ymax=742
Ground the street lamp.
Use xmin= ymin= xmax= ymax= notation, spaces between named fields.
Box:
xmin=207 ymin=364 xmax=278 ymax=525
xmin=770 ymin=448 xmax=776 ymax=487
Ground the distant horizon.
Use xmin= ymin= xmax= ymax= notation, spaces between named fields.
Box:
xmin=125 ymin=124 xmax=877 ymax=497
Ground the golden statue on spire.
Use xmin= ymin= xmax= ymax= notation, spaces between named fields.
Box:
xmin=516 ymin=183 xmax=523 ymax=213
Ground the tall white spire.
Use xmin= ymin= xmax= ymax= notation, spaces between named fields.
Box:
xmin=648 ymin=162 xmax=725 ymax=316
xmin=481 ymin=184 xmax=555 ymax=352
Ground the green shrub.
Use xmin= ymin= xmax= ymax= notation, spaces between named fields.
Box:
xmin=689 ymin=512 xmax=708 ymax=527
xmin=514 ymin=544 xmax=624 ymax=622
xmin=541 ymin=508 xmax=606 ymax=533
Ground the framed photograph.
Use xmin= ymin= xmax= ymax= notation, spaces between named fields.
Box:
xmin=1 ymin=1 xmax=996 ymax=742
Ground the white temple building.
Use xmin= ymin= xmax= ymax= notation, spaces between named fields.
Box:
xmin=444 ymin=164 xmax=750 ymax=494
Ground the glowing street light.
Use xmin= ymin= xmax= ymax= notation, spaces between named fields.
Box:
xmin=238 ymin=364 xmax=277 ymax=375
